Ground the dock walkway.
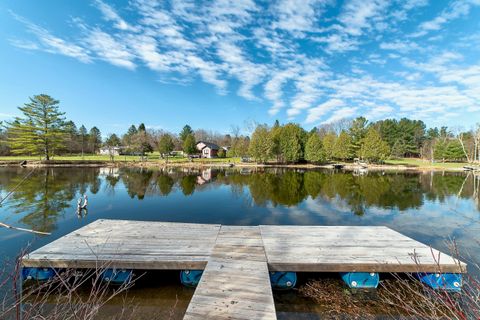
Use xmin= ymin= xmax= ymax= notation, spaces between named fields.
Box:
xmin=184 ymin=226 xmax=276 ymax=319
xmin=22 ymin=219 xmax=466 ymax=320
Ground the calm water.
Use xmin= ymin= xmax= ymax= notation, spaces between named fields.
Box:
xmin=0 ymin=166 xmax=479 ymax=319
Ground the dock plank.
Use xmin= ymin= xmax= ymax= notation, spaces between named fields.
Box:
xmin=260 ymin=225 xmax=465 ymax=273
xmin=22 ymin=219 xmax=221 ymax=270
xmin=184 ymin=226 xmax=276 ymax=320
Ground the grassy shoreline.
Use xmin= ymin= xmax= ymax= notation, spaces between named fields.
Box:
xmin=0 ymin=156 xmax=473 ymax=171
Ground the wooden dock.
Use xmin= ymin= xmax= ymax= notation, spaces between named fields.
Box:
xmin=184 ymin=226 xmax=276 ymax=319
xmin=22 ymin=219 xmax=466 ymax=320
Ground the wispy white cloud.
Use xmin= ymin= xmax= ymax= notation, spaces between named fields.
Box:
xmin=322 ymin=107 xmax=357 ymax=124
xmin=379 ymin=40 xmax=419 ymax=53
xmin=306 ymin=99 xmax=344 ymax=123
xmin=264 ymin=67 xmax=299 ymax=115
xmin=411 ymin=1 xmax=474 ymax=37
xmin=312 ymin=33 xmax=359 ymax=53
xmin=311 ymin=0 xmax=395 ymax=53
xmin=288 ymin=61 xmax=329 ymax=118
xmin=93 ymin=0 xmax=138 ymax=31
xmin=8 ymin=39 xmax=39 ymax=50
xmin=10 ymin=12 xmax=91 ymax=63
xmin=217 ymin=41 xmax=265 ymax=100
xmin=338 ymin=0 xmax=390 ymax=36
xmin=186 ymin=55 xmax=228 ymax=93
xmin=272 ymin=0 xmax=328 ymax=35
xmin=84 ymin=29 xmax=136 ymax=69
xmin=390 ymin=0 xmax=429 ymax=21
xmin=7 ymin=0 xmax=480 ymax=126
xmin=364 ymin=104 xmax=394 ymax=121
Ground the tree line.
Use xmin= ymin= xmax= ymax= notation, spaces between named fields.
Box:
xmin=250 ymin=117 xmax=480 ymax=164
xmin=1 ymin=94 xmax=479 ymax=163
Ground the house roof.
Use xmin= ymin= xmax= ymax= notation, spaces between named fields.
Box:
xmin=196 ymin=141 xmax=220 ymax=150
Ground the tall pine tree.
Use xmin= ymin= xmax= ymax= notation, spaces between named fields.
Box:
xmin=348 ymin=117 xmax=368 ymax=157
xmin=179 ymin=125 xmax=194 ymax=142
xmin=279 ymin=123 xmax=307 ymax=163
xmin=359 ymin=128 xmax=390 ymax=163
xmin=78 ymin=125 xmax=88 ymax=158
xmin=249 ymin=125 xmax=274 ymax=163
xmin=7 ymin=94 xmax=66 ymax=160
xmin=333 ymin=131 xmax=352 ymax=160
xmin=89 ymin=127 xmax=102 ymax=153
xmin=183 ymin=134 xmax=197 ymax=155
xmin=305 ymin=133 xmax=326 ymax=164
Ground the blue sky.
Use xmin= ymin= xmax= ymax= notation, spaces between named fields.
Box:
xmin=1 ymin=0 xmax=479 ymax=136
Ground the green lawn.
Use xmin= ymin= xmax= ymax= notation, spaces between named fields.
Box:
xmin=0 ymin=154 xmax=147 ymax=161
xmin=0 ymin=154 xmax=241 ymax=164
xmin=0 ymin=155 xmax=468 ymax=169
xmin=385 ymin=158 xmax=469 ymax=169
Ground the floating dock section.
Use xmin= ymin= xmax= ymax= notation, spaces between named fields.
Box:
xmin=22 ymin=219 xmax=466 ymax=320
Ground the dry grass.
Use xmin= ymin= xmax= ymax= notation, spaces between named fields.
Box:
xmin=300 ymin=241 xmax=479 ymax=319
xmin=0 ymin=249 xmax=141 ymax=320
xmin=300 ymin=278 xmax=381 ymax=319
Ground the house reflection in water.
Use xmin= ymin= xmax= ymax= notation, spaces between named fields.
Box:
xmin=197 ymin=169 xmax=213 ymax=185
xmin=99 ymin=167 xmax=120 ymax=178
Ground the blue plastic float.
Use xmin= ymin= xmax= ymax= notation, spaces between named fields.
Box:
xmin=22 ymin=267 xmax=56 ymax=281
xmin=180 ymin=270 xmax=203 ymax=287
xmin=101 ymin=269 xmax=133 ymax=285
xmin=269 ymin=272 xmax=297 ymax=290
xmin=417 ymin=273 xmax=462 ymax=292
xmin=340 ymin=272 xmax=380 ymax=288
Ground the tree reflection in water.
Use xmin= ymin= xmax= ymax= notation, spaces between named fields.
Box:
xmin=0 ymin=168 xmax=101 ymax=233
xmin=0 ymin=167 xmax=478 ymax=234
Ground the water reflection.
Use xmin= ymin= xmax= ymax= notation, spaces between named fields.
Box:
xmin=0 ymin=167 xmax=479 ymax=234
xmin=109 ymin=167 xmax=478 ymax=214
xmin=0 ymin=167 xmax=479 ymax=318
xmin=0 ymin=168 xmax=102 ymax=233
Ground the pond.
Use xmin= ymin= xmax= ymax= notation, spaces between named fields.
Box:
xmin=0 ymin=166 xmax=479 ymax=319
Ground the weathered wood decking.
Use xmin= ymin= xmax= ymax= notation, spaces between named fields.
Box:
xmin=22 ymin=219 xmax=466 ymax=320
xmin=261 ymin=225 xmax=462 ymax=272
xmin=184 ymin=226 xmax=276 ymax=319
xmin=23 ymin=220 xmax=221 ymax=270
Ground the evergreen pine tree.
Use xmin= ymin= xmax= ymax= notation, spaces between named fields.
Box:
xmin=64 ymin=120 xmax=78 ymax=154
xmin=348 ymin=117 xmax=368 ymax=157
xmin=249 ymin=125 xmax=274 ymax=163
xmin=78 ymin=125 xmax=88 ymax=157
xmin=183 ymin=133 xmax=197 ymax=155
xmin=322 ymin=133 xmax=336 ymax=160
xmin=434 ymin=140 xmax=448 ymax=161
xmin=359 ymin=128 xmax=390 ymax=163
xmin=6 ymin=94 xmax=66 ymax=160
xmin=127 ymin=125 xmax=138 ymax=136
xmin=333 ymin=131 xmax=352 ymax=160
xmin=89 ymin=127 xmax=102 ymax=153
xmin=158 ymin=133 xmax=175 ymax=162
xmin=305 ymin=133 xmax=326 ymax=163
xmin=278 ymin=123 xmax=307 ymax=163
xmin=444 ymin=140 xmax=465 ymax=161
xmin=179 ymin=125 xmax=194 ymax=142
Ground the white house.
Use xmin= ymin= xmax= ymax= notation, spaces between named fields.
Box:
xmin=99 ymin=146 xmax=123 ymax=156
xmin=196 ymin=141 xmax=220 ymax=158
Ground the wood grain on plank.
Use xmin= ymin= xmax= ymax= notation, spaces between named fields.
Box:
xmin=260 ymin=225 xmax=465 ymax=273
xmin=23 ymin=220 xmax=220 ymax=269
xmin=184 ymin=226 xmax=276 ymax=320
